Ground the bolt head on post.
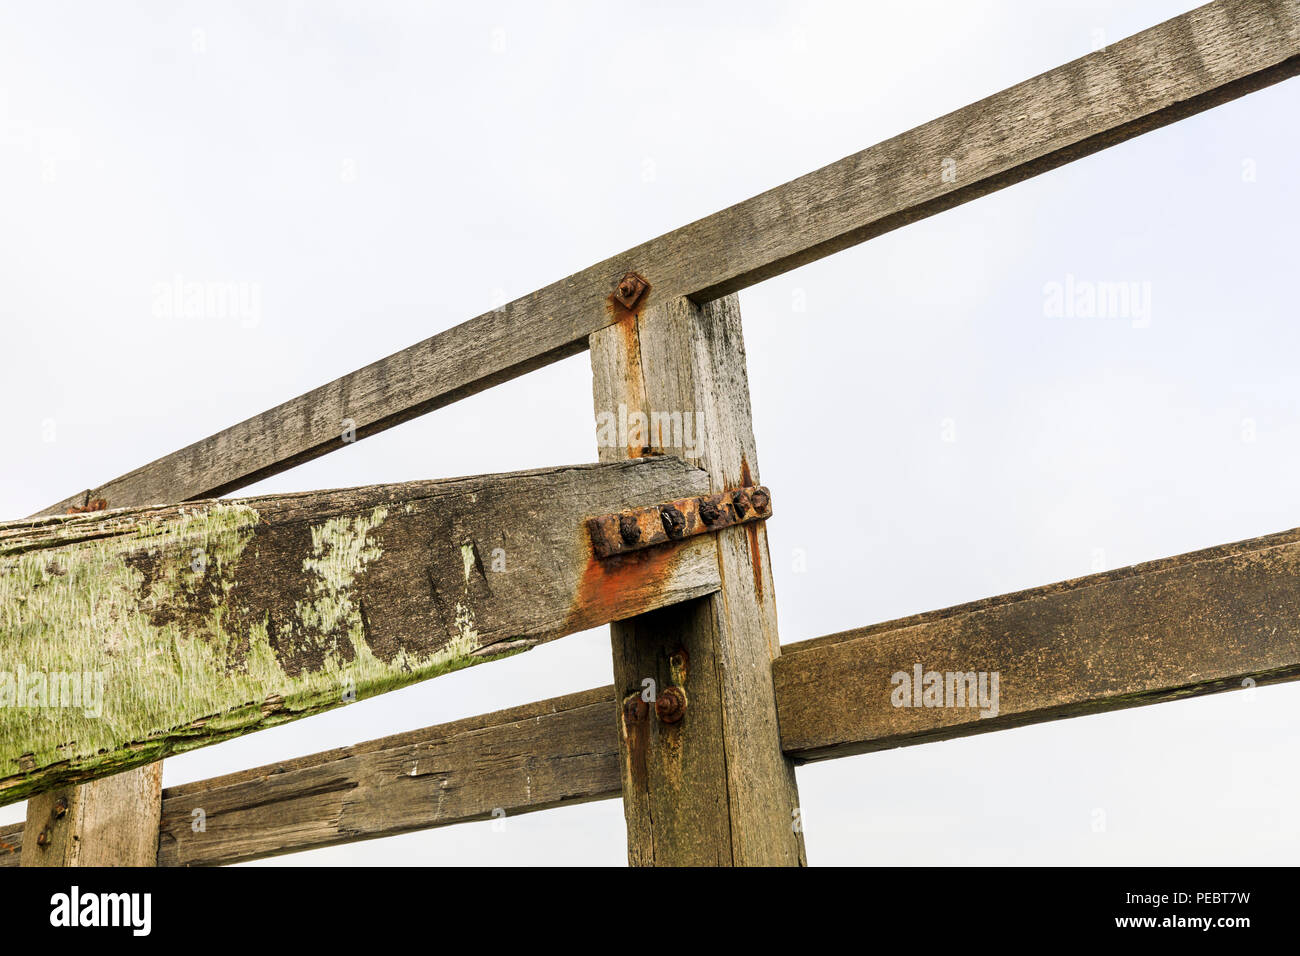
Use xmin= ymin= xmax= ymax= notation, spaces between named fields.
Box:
xmin=655 ymin=685 xmax=688 ymax=724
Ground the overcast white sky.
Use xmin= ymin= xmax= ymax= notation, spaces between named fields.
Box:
xmin=2 ymin=0 xmax=1298 ymax=865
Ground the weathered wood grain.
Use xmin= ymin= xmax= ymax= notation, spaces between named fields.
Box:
xmin=774 ymin=527 xmax=1300 ymax=760
xmin=0 ymin=821 xmax=22 ymax=864
xmin=41 ymin=0 xmax=1300 ymax=518
xmin=21 ymin=763 xmax=163 ymax=866
xmin=156 ymin=686 xmax=621 ymax=866
xmin=1 ymin=458 xmax=718 ymax=805
xmin=591 ymin=295 xmax=804 ymax=866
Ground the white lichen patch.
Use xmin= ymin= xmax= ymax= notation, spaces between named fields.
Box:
xmin=296 ymin=507 xmax=387 ymax=638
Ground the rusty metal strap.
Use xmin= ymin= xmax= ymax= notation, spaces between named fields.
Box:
xmin=587 ymin=485 xmax=771 ymax=558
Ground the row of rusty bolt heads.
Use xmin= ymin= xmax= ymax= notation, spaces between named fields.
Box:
xmin=34 ymin=795 xmax=69 ymax=849
xmin=625 ymin=686 xmax=687 ymax=725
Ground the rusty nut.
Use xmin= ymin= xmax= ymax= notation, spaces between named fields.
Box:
xmin=655 ymin=685 xmax=688 ymax=724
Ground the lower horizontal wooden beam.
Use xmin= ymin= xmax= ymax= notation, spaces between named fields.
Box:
xmin=0 ymin=687 xmax=621 ymax=868
xmin=0 ymin=821 xmax=20 ymax=862
xmin=774 ymin=526 xmax=1300 ymax=759
xmin=156 ymin=686 xmax=621 ymax=866
xmin=5 ymin=525 xmax=1297 ymax=865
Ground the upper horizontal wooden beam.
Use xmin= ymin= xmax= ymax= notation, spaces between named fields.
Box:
xmin=39 ymin=0 xmax=1300 ymax=517
xmin=0 ymin=457 xmax=718 ymax=805
xmin=774 ymin=526 xmax=1300 ymax=760
xmin=6 ymin=522 xmax=1297 ymax=865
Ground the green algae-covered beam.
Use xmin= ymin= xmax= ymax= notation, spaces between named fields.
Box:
xmin=0 ymin=457 xmax=719 ymax=805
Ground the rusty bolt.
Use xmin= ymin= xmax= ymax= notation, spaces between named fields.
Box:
xmin=699 ymin=498 xmax=722 ymax=525
xmin=618 ymin=514 xmax=641 ymax=546
xmin=36 ymin=826 xmax=51 ymax=848
xmin=660 ymin=504 xmax=686 ymax=539
xmin=656 ymin=685 xmax=688 ymax=724
xmin=751 ymin=487 xmax=771 ymax=513
xmin=613 ymin=272 xmax=648 ymax=310
xmin=733 ymin=489 xmax=754 ymax=520
xmin=53 ymin=796 xmax=68 ymax=819
xmin=623 ymin=694 xmax=649 ymax=724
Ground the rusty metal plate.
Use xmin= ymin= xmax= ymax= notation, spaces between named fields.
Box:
xmin=587 ymin=485 xmax=772 ymax=558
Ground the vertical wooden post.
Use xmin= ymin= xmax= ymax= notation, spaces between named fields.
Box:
xmin=21 ymin=766 xmax=162 ymax=866
xmin=590 ymin=293 xmax=805 ymax=866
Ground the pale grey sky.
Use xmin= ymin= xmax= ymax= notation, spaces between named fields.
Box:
xmin=2 ymin=0 xmax=1297 ymax=864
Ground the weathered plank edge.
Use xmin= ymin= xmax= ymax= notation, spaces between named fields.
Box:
xmin=782 ymin=664 xmax=1300 ymax=764
xmin=773 ymin=527 xmax=1300 ymax=760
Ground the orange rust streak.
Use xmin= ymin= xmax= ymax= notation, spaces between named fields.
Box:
xmin=621 ymin=694 xmax=651 ymax=792
xmin=603 ymin=305 xmax=650 ymax=460
xmin=564 ymin=542 xmax=684 ymax=636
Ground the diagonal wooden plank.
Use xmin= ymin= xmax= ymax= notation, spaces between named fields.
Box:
xmin=0 ymin=458 xmax=718 ymax=805
xmin=39 ymin=0 xmax=1300 ymax=517
xmin=774 ymin=527 xmax=1300 ymax=760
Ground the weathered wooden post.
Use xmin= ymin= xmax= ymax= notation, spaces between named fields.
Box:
xmin=591 ymin=290 xmax=805 ymax=865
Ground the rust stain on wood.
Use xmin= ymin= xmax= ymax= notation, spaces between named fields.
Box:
xmin=621 ymin=693 xmax=651 ymax=792
xmin=564 ymin=537 xmax=685 ymax=635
